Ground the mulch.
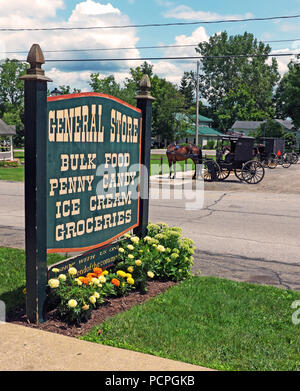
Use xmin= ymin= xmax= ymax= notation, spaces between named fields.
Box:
xmin=7 ymin=280 xmax=177 ymax=338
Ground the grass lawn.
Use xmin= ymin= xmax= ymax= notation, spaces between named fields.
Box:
xmin=82 ymin=276 xmax=300 ymax=371
xmin=150 ymin=154 xmax=216 ymax=175
xmin=0 ymin=153 xmax=215 ymax=181
xmin=0 ymin=166 xmax=24 ymax=181
xmin=0 ymin=247 xmax=64 ymax=312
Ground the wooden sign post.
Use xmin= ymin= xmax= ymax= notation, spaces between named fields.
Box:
xmin=21 ymin=44 xmax=154 ymax=323
xmin=20 ymin=44 xmax=52 ymax=323
xmin=134 ymin=75 xmax=155 ymax=238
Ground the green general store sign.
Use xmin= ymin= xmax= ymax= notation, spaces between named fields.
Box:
xmin=47 ymin=93 xmax=142 ymax=254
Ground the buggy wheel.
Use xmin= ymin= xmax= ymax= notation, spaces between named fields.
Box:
xmin=234 ymin=169 xmax=243 ymax=181
xmin=241 ymin=161 xmax=265 ymax=184
xmin=217 ymin=167 xmax=231 ymax=181
xmin=267 ymin=153 xmax=278 ymax=169
xmin=202 ymin=161 xmax=220 ymax=182
xmin=291 ymin=152 xmax=299 ymax=164
xmin=281 ymin=154 xmax=292 ymax=168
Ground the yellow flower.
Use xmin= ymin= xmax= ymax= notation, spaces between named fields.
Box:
xmin=58 ymin=274 xmax=66 ymax=282
xmin=126 ymin=273 xmax=132 ymax=278
xmin=118 ymin=247 xmax=125 ymax=253
xmin=99 ymin=275 xmax=106 ymax=284
xmin=135 ymin=260 xmax=142 ymax=266
xmin=75 ymin=278 xmax=83 ymax=286
xmin=128 ymin=254 xmax=134 ymax=259
xmin=117 ymin=270 xmax=127 ymax=278
xmin=130 ymin=236 xmax=139 ymax=244
xmin=68 ymin=267 xmax=77 ymax=276
xmin=68 ymin=299 xmax=77 ymax=308
xmin=157 ymin=245 xmax=165 ymax=252
xmin=127 ymin=266 xmax=134 ymax=273
xmin=48 ymin=279 xmax=60 ymax=289
xmin=103 ymin=270 xmax=109 ymax=276
xmin=82 ymin=304 xmax=89 ymax=311
xmin=89 ymin=296 xmax=96 ymax=304
xmin=127 ymin=244 xmax=134 ymax=250
xmin=52 ymin=268 xmax=60 ymax=274
xmin=127 ymin=277 xmax=135 ymax=285
xmin=147 ymin=271 xmax=154 ymax=278
xmin=93 ymin=292 xmax=100 ymax=299
xmin=91 ymin=278 xmax=100 ymax=286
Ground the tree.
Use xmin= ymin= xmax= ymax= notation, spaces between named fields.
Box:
xmin=124 ymin=62 xmax=185 ymax=142
xmin=173 ymin=114 xmax=193 ymax=143
xmin=58 ymin=85 xmax=81 ymax=95
xmin=89 ymin=62 xmax=185 ymax=142
xmin=256 ymin=119 xmax=285 ymax=139
xmin=196 ymin=32 xmax=280 ymax=131
xmin=89 ymin=73 xmax=135 ymax=105
xmin=283 ymin=132 xmax=297 ymax=151
xmin=179 ymin=71 xmax=195 ymax=108
xmin=0 ymin=59 xmax=28 ymax=146
xmin=276 ymin=56 xmax=300 ymax=128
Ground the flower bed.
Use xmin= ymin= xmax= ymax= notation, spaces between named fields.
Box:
xmin=47 ymin=223 xmax=195 ymax=325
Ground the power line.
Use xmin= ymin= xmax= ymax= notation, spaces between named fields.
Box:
xmin=3 ymin=44 xmax=199 ymax=54
xmin=2 ymin=38 xmax=300 ymax=55
xmin=265 ymin=38 xmax=300 ymax=43
xmin=1 ymin=14 xmax=300 ymax=31
xmin=15 ymin=53 xmax=297 ymax=63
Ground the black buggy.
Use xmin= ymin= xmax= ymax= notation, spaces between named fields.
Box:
xmin=255 ymin=137 xmax=291 ymax=168
xmin=203 ymin=135 xmax=265 ymax=184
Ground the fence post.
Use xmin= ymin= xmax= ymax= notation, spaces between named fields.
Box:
xmin=133 ymin=75 xmax=155 ymax=238
xmin=20 ymin=44 xmax=52 ymax=323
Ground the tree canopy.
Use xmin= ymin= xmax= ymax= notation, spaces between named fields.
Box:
xmin=276 ymin=56 xmax=300 ymax=129
xmin=89 ymin=62 xmax=185 ymax=142
xmin=0 ymin=59 xmax=28 ymax=146
xmin=196 ymin=32 xmax=280 ymax=131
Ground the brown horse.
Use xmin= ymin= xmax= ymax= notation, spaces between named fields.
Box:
xmin=166 ymin=143 xmax=202 ymax=179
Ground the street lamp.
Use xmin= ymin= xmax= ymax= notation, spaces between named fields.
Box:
xmin=51 ymin=88 xmax=62 ymax=97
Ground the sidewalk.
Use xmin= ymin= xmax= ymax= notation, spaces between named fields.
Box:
xmin=0 ymin=323 xmax=213 ymax=371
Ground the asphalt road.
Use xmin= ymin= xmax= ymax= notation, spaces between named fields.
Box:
xmin=149 ymin=163 xmax=300 ymax=291
xmin=0 ymin=163 xmax=299 ymax=291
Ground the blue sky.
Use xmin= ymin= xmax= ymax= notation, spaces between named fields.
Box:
xmin=0 ymin=0 xmax=299 ymax=90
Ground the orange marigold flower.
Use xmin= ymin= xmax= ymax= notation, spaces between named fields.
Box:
xmin=78 ymin=276 xmax=85 ymax=282
xmin=82 ymin=277 xmax=92 ymax=285
xmin=93 ymin=268 xmax=103 ymax=276
xmin=87 ymin=273 xmax=98 ymax=279
xmin=112 ymin=278 xmax=120 ymax=287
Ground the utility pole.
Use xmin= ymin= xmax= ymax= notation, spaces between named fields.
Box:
xmin=195 ymin=60 xmax=200 ymax=146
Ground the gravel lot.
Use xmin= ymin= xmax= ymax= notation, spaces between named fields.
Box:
xmin=203 ymin=161 xmax=300 ymax=194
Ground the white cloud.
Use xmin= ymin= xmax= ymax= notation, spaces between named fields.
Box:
xmin=150 ymin=26 xmax=209 ymax=85
xmin=0 ymin=0 xmax=141 ymax=90
xmin=163 ymin=5 xmax=253 ymax=21
xmin=70 ymin=0 xmax=120 ymax=19
xmin=268 ymin=48 xmax=299 ymax=75
xmin=163 ymin=26 xmax=208 ymax=57
xmin=0 ymin=0 xmax=64 ymax=20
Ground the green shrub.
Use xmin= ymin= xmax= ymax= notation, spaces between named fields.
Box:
xmin=116 ymin=222 xmax=195 ymax=285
